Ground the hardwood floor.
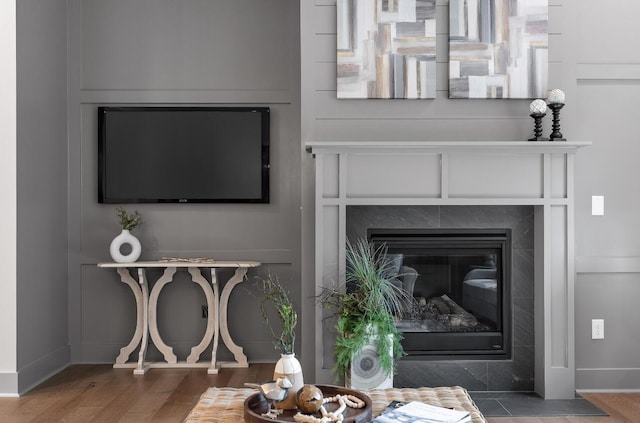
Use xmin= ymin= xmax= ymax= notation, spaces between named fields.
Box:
xmin=0 ymin=364 xmax=638 ymax=422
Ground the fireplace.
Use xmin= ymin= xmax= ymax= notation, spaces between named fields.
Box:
xmin=307 ymin=141 xmax=589 ymax=398
xmin=345 ymin=205 xmax=533 ymax=390
xmin=369 ymin=228 xmax=511 ymax=359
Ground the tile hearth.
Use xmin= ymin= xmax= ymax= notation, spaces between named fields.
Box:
xmin=469 ymin=391 xmax=607 ymax=418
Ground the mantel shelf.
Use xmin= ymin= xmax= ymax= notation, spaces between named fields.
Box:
xmin=306 ymin=141 xmax=591 ymax=154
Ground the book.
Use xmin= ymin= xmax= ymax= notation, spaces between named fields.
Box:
xmin=373 ymin=400 xmax=471 ymax=423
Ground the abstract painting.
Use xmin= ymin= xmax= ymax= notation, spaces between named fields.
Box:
xmin=337 ymin=0 xmax=437 ymax=99
xmin=449 ymin=0 xmax=548 ymax=99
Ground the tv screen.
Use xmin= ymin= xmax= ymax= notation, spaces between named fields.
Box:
xmin=98 ymin=106 xmax=269 ymax=203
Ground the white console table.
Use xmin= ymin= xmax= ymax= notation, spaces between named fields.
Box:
xmin=97 ymin=260 xmax=261 ymax=375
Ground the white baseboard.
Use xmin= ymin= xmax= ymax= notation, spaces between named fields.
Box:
xmin=0 ymin=372 xmax=18 ymax=397
xmin=576 ymin=367 xmax=640 ymax=391
xmin=577 ymin=388 xmax=640 ymax=393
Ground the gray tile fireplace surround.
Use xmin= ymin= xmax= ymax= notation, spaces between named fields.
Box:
xmin=346 ymin=205 xmax=535 ymax=392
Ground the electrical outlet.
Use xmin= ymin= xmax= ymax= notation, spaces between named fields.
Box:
xmin=202 ymin=305 xmax=208 ymax=319
xmin=592 ymin=196 xmax=604 ymax=216
xmin=592 ymin=319 xmax=604 ymax=339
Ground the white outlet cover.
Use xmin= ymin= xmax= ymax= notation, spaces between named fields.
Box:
xmin=592 ymin=196 xmax=604 ymax=216
xmin=592 ymin=319 xmax=604 ymax=339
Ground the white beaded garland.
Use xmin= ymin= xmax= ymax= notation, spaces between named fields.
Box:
xmin=529 ymin=99 xmax=547 ymax=114
xmin=547 ymin=88 xmax=565 ymax=104
xmin=293 ymin=394 xmax=365 ymax=423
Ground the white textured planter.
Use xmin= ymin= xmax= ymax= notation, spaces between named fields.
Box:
xmin=273 ymin=353 xmax=304 ymax=410
xmin=110 ymin=229 xmax=141 ymax=263
xmin=346 ymin=330 xmax=394 ymax=390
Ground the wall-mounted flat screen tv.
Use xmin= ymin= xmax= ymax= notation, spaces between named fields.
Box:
xmin=98 ymin=106 xmax=270 ymax=203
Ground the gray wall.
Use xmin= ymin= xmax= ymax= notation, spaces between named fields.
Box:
xmin=12 ymin=0 xmax=640 ymax=393
xmin=67 ymin=0 xmax=301 ymax=365
xmin=301 ymin=0 xmax=640 ymax=390
xmin=573 ymin=0 xmax=640 ymax=390
xmin=16 ymin=0 xmax=70 ymax=393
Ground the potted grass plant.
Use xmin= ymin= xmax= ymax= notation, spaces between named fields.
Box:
xmin=318 ymin=238 xmax=410 ymax=388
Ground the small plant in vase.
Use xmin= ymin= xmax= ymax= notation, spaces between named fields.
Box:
xmin=318 ymin=238 xmax=411 ymax=389
xmin=116 ymin=207 xmax=143 ymax=230
xmin=110 ymin=207 xmax=143 ymax=263
xmin=255 ymin=274 xmax=303 ymax=410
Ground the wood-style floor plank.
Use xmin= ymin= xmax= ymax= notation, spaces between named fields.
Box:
xmin=0 ymin=365 xmax=637 ymax=422
xmin=150 ymin=370 xmax=213 ymax=423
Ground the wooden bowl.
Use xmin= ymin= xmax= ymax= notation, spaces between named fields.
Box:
xmin=244 ymin=384 xmax=372 ymax=423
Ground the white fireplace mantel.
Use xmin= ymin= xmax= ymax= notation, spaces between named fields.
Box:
xmin=306 ymin=140 xmax=590 ymax=154
xmin=308 ymin=141 xmax=590 ymax=399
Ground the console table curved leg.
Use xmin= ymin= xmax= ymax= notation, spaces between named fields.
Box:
xmin=219 ymin=267 xmax=249 ymax=368
xmin=207 ymin=269 xmax=220 ymax=374
xmin=115 ymin=268 xmax=144 ymax=365
xmin=134 ymin=268 xmax=150 ymax=375
xmin=186 ymin=268 xmax=216 ymax=366
xmin=148 ymin=267 xmax=178 ymax=364
xmin=98 ymin=260 xmax=260 ymax=374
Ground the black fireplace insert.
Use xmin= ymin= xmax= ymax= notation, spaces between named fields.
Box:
xmin=369 ymin=228 xmax=512 ymax=360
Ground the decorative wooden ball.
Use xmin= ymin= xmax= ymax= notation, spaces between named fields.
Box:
xmin=547 ymin=89 xmax=565 ymax=104
xmin=529 ymin=99 xmax=547 ymax=114
xmin=296 ymin=384 xmax=324 ymax=414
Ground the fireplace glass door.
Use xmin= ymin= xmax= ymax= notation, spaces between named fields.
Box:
xmin=369 ymin=228 xmax=511 ymax=359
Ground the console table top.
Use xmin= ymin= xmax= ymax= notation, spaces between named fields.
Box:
xmin=98 ymin=260 xmax=261 ymax=268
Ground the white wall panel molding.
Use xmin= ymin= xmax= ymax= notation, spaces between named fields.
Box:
xmin=577 ymin=64 xmax=640 ymax=81
xmin=78 ymin=90 xmax=293 ymax=105
xmin=576 ymin=256 xmax=640 ymax=274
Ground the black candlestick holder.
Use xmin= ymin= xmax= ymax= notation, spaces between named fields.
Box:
xmin=528 ymin=112 xmax=548 ymax=141
xmin=548 ymin=103 xmax=566 ymax=141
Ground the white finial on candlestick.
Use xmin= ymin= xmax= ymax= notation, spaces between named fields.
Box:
xmin=547 ymin=89 xmax=565 ymax=104
xmin=529 ymin=99 xmax=547 ymax=114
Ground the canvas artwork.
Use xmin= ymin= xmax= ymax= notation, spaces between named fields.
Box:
xmin=337 ymin=0 xmax=437 ymax=99
xmin=449 ymin=0 xmax=548 ymax=99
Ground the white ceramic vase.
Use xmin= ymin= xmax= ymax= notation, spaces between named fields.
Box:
xmin=273 ymin=353 xmax=304 ymax=410
xmin=110 ymin=229 xmax=142 ymax=263
xmin=346 ymin=328 xmax=394 ymax=390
